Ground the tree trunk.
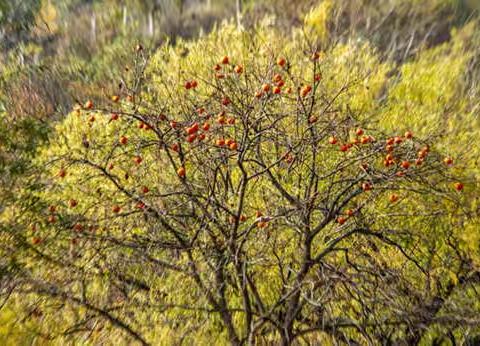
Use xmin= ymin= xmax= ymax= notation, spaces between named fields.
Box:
xmin=123 ymin=5 xmax=128 ymax=27
xmin=91 ymin=12 xmax=96 ymax=43
xmin=148 ymin=10 xmax=154 ymax=37
xmin=280 ymin=327 xmax=294 ymax=346
xmin=236 ymin=0 xmax=242 ymax=29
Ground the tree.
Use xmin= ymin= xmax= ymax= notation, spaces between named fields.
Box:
xmin=1 ymin=20 xmax=479 ymax=346
xmin=0 ymin=0 xmax=42 ymax=50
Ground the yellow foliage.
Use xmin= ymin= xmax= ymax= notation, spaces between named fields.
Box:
xmin=35 ymin=0 xmax=58 ymax=35
xmin=3 ymin=2 xmax=480 ymax=344
xmin=304 ymin=0 xmax=333 ymax=42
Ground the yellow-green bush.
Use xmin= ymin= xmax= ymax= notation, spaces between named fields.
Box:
xmin=1 ymin=1 xmax=480 ymax=345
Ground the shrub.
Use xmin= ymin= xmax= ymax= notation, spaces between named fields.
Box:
xmin=2 ymin=20 xmax=478 ymax=345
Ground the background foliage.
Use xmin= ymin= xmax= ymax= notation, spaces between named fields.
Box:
xmin=0 ymin=0 xmax=479 ymax=345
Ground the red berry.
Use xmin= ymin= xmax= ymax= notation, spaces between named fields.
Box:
xmin=454 ymin=182 xmax=464 ymax=191
xmin=277 ymin=57 xmax=286 ymax=67
xmin=329 ymin=137 xmax=337 ymax=145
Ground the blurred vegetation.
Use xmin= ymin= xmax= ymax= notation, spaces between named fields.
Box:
xmin=0 ymin=0 xmax=479 ymax=344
